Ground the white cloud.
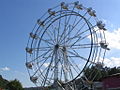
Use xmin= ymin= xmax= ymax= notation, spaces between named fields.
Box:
xmin=100 ymin=19 xmax=120 ymax=49
xmin=86 ymin=24 xmax=120 ymax=50
xmin=105 ymin=28 xmax=120 ymax=49
xmin=89 ymin=27 xmax=120 ymax=49
xmin=0 ymin=67 xmax=10 ymax=71
xmin=104 ymin=57 xmax=120 ymax=67
xmin=89 ymin=20 xmax=120 ymax=50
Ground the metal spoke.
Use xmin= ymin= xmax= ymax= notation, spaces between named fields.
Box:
xmin=68 ymin=49 xmax=97 ymax=65
xmin=42 ymin=50 xmax=55 ymax=86
xmin=32 ymin=51 xmax=53 ymax=76
xmin=70 ymin=35 xmax=82 ymax=47
xmin=58 ymin=48 xmax=72 ymax=82
xmin=50 ymin=25 xmax=57 ymax=44
xmin=57 ymin=7 xmax=62 ymax=43
xmin=62 ymin=25 xmax=96 ymax=45
xmin=68 ymin=43 xmax=99 ymax=49
xmin=67 ymin=50 xmax=88 ymax=62
xmin=57 ymin=49 xmax=64 ymax=81
xmin=45 ymin=30 xmax=55 ymax=44
xmin=59 ymin=12 xmax=88 ymax=44
xmin=29 ymin=49 xmax=52 ymax=63
xmin=67 ymin=58 xmax=80 ymax=74
xmin=58 ymin=11 xmax=68 ymax=45
xmin=33 ymin=47 xmax=53 ymax=51
xmin=38 ymin=37 xmax=54 ymax=45
xmin=69 ymin=56 xmax=81 ymax=72
xmin=68 ymin=55 xmax=81 ymax=73
xmin=74 ymin=16 xmax=92 ymax=36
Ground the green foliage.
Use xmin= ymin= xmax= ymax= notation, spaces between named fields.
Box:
xmin=7 ymin=79 xmax=23 ymax=90
xmin=0 ymin=76 xmax=23 ymax=90
xmin=107 ymin=67 xmax=120 ymax=75
xmin=0 ymin=75 xmax=9 ymax=89
xmin=84 ymin=64 xmax=104 ymax=81
xmin=84 ymin=64 xmax=120 ymax=82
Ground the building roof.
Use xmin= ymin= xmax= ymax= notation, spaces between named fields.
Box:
xmin=99 ymin=73 xmax=120 ymax=81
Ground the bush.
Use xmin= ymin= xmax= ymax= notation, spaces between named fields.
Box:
xmin=7 ymin=79 xmax=23 ymax=90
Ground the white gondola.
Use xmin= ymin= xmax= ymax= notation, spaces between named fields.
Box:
xmin=30 ymin=76 xmax=38 ymax=83
xmin=26 ymin=47 xmax=33 ymax=54
xmin=100 ymin=42 xmax=110 ymax=50
xmin=76 ymin=4 xmax=83 ymax=10
xmin=97 ymin=21 xmax=106 ymax=30
xmin=61 ymin=2 xmax=68 ymax=10
xmin=48 ymin=9 xmax=56 ymax=16
xmin=87 ymin=8 xmax=96 ymax=17
xmin=87 ymin=7 xmax=92 ymax=12
xmin=26 ymin=62 xmax=33 ymax=69
xmin=30 ymin=32 xmax=37 ymax=39
xmin=89 ymin=10 xmax=96 ymax=17
xmin=37 ymin=19 xmax=44 ymax=26
xmin=74 ymin=1 xmax=83 ymax=10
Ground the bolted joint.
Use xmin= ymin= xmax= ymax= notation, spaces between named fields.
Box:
xmin=37 ymin=19 xmax=44 ymax=26
xmin=30 ymin=32 xmax=38 ymax=39
xmin=48 ymin=8 xmax=56 ymax=16
xmin=26 ymin=47 xmax=33 ymax=54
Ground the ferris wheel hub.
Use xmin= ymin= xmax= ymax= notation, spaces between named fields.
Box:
xmin=55 ymin=44 xmax=59 ymax=49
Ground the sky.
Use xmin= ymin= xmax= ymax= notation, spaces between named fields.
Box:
xmin=0 ymin=0 xmax=120 ymax=88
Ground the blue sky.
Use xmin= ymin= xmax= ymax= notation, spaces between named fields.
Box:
xmin=0 ymin=0 xmax=120 ymax=87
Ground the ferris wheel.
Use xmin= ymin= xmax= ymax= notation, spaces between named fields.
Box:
xmin=25 ymin=1 xmax=109 ymax=90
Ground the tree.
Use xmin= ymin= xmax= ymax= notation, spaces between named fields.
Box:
xmin=0 ymin=75 xmax=9 ymax=89
xmin=84 ymin=66 xmax=102 ymax=81
xmin=84 ymin=62 xmax=106 ymax=82
xmin=107 ymin=67 xmax=120 ymax=75
xmin=7 ymin=79 xmax=23 ymax=90
xmin=84 ymin=65 xmax=120 ymax=82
